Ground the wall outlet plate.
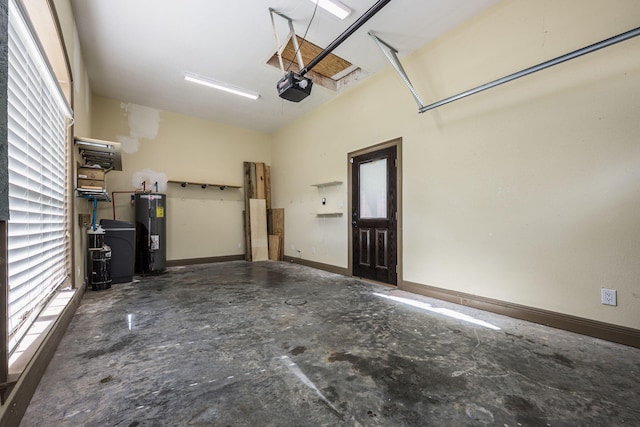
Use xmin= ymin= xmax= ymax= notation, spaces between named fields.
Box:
xmin=78 ymin=213 xmax=91 ymax=227
xmin=601 ymin=288 xmax=617 ymax=306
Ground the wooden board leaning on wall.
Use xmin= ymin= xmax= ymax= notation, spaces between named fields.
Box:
xmin=243 ymin=162 xmax=283 ymax=262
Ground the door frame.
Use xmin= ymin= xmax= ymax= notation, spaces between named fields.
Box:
xmin=348 ymin=137 xmax=402 ymax=286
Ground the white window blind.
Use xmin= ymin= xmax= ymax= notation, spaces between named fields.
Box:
xmin=6 ymin=0 xmax=72 ymax=354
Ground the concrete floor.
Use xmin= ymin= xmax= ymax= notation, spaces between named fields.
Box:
xmin=21 ymin=261 xmax=640 ymax=426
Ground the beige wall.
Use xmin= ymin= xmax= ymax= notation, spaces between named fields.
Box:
xmin=52 ymin=0 xmax=92 ymax=288
xmin=90 ymin=96 xmax=271 ymax=261
xmin=53 ymin=0 xmax=92 ymax=136
xmin=271 ymin=0 xmax=640 ymax=329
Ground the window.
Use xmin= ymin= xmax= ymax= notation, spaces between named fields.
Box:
xmin=6 ymin=0 xmax=72 ymax=355
xmin=359 ymin=159 xmax=388 ymax=219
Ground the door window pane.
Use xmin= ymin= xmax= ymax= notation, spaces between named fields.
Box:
xmin=359 ymin=159 xmax=387 ymax=219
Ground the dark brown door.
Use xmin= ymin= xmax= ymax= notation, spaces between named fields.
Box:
xmin=352 ymin=145 xmax=397 ymax=285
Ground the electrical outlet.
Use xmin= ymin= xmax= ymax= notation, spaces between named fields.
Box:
xmin=601 ymin=288 xmax=617 ymax=306
xmin=78 ymin=214 xmax=91 ymax=227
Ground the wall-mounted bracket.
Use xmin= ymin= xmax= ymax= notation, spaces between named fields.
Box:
xmin=75 ymin=137 xmax=122 ymax=171
xmin=368 ymin=31 xmax=425 ymax=109
xmin=169 ymin=180 xmax=240 ymax=191
xmin=370 ymin=27 xmax=640 ymax=114
xmin=269 ymin=8 xmax=305 ymax=75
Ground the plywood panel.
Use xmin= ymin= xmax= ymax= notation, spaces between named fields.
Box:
xmin=243 ymin=162 xmax=253 ymax=261
xmin=242 ymin=210 xmax=250 ymax=261
xmin=249 ymin=163 xmax=257 ymax=199
xmin=269 ymin=208 xmax=285 ymax=261
xmin=250 ymin=199 xmax=268 ymax=261
xmin=268 ymin=235 xmax=281 ymax=261
xmin=255 ymin=162 xmax=265 ymax=200
xmin=265 ymin=165 xmax=271 ymax=211
xmin=281 ymin=36 xmax=352 ymax=79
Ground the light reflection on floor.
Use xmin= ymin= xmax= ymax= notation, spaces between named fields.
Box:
xmin=373 ymin=292 xmax=501 ymax=330
xmin=9 ymin=289 xmax=76 ymax=371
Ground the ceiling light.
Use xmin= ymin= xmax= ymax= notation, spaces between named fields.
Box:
xmin=184 ymin=72 xmax=260 ymax=100
xmin=309 ymin=0 xmax=351 ymax=20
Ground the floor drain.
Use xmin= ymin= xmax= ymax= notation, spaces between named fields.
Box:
xmin=285 ymin=298 xmax=307 ymax=306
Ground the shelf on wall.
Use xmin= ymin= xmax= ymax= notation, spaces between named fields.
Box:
xmin=75 ymin=188 xmax=111 ymax=202
xmin=75 ymin=137 xmax=122 ymax=171
xmin=168 ymin=180 xmax=241 ymax=190
xmin=312 ymin=181 xmax=343 ymax=188
xmin=316 ymin=212 xmax=343 ymax=217
xmin=76 ymin=189 xmax=111 ymax=230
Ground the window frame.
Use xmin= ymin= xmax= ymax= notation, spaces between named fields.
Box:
xmin=2 ymin=0 xmax=74 ymax=382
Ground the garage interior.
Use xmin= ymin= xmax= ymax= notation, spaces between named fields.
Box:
xmin=20 ymin=262 xmax=640 ymax=425
xmin=1 ymin=0 xmax=639 ymax=425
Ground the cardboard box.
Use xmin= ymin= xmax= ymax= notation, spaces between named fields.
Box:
xmin=78 ymin=166 xmax=105 ymax=180
xmin=78 ymin=179 xmax=106 ymax=190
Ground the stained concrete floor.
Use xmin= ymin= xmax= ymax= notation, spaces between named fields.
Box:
xmin=20 ymin=261 xmax=640 ymax=426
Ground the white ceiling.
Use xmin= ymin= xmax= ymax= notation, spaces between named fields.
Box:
xmin=70 ymin=0 xmax=498 ymax=133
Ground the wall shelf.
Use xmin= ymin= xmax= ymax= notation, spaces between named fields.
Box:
xmin=312 ymin=181 xmax=343 ymax=188
xmin=75 ymin=188 xmax=111 ymax=202
xmin=75 ymin=189 xmax=111 ymax=230
xmin=313 ymin=181 xmax=344 ymax=217
xmin=75 ymin=137 xmax=122 ymax=171
xmin=168 ymin=180 xmax=241 ymax=190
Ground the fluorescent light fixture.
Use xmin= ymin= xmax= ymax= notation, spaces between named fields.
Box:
xmin=184 ymin=72 xmax=260 ymax=100
xmin=309 ymin=0 xmax=351 ymax=20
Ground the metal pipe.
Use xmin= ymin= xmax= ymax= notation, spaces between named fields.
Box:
xmin=269 ymin=9 xmax=286 ymax=73
xmin=369 ymin=31 xmax=425 ymax=108
xmin=270 ymin=8 xmax=305 ymax=74
xmin=290 ymin=24 xmax=306 ymax=73
xmin=419 ymin=26 xmax=640 ymax=113
xmin=92 ymin=199 xmax=98 ymax=231
xmin=300 ymin=0 xmax=391 ymax=76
